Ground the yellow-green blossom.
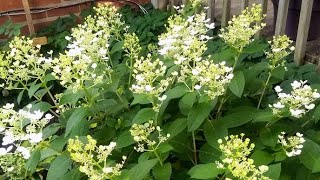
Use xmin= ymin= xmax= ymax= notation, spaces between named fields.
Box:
xmin=266 ymin=35 xmax=294 ymax=69
xmin=0 ymin=36 xmax=53 ymax=89
xmin=67 ymin=135 xmax=126 ymax=180
xmin=130 ymin=121 xmax=170 ymax=152
xmin=219 ymin=4 xmax=266 ymax=52
xmin=216 ymin=134 xmax=270 ymax=180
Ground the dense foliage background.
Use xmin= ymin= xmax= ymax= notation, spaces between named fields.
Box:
xmin=1 ymin=2 xmax=320 ymax=180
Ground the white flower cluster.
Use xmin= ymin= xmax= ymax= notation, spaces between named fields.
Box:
xmin=68 ymin=135 xmax=126 ymax=180
xmin=189 ymin=61 xmax=233 ymax=100
xmin=157 ymin=10 xmax=234 ymax=100
xmin=130 ymin=121 xmax=170 ymax=152
xmin=0 ymin=103 xmax=51 ymax=178
xmin=266 ymin=35 xmax=294 ymax=69
xmin=0 ymin=103 xmax=51 ymax=159
xmin=278 ymin=132 xmax=305 ymax=157
xmin=216 ymin=134 xmax=270 ymax=180
xmin=131 ymin=55 xmax=173 ymax=110
xmin=0 ymin=36 xmax=53 ymax=89
xmin=219 ymin=4 xmax=266 ymax=52
xmin=158 ymin=12 xmax=213 ymax=65
xmin=271 ymin=80 xmax=320 ymax=118
xmin=51 ymin=5 xmax=124 ymax=92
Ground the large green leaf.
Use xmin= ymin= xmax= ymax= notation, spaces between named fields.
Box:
xmin=132 ymin=108 xmax=155 ymax=124
xmin=65 ymin=107 xmax=89 ymax=137
xmin=264 ymin=163 xmax=281 ymax=180
xmin=168 ymin=118 xmax=187 ymax=138
xmin=25 ymin=149 xmax=41 ymax=173
xmin=129 ymin=159 xmax=158 ymax=180
xmin=179 ymin=92 xmax=197 ymax=115
xmin=204 ymin=121 xmax=228 ymax=149
xmin=110 ymin=40 xmax=124 ymax=54
xmin=299 ymin=139 xmax=320 ymax=173
xmin=188 ymin=163 xmax=224 ymax=179
xmin=47 ymin=155 xmax=73 ymax=180
xmin=250 ymin=150 xmax=274 ymax=166
xmin=187 ymin=101 xmax=216 ymax=132
xmin=153 ymin=163 xmax=172 ymax=180
xmin=229 ymin=71 xmax=245 ymax=97
xmin=116 ymin=131 xmax=135 ymax=149
xmin=219 ymin=107 xmax=256 ymax=128
xmin=165 ymin=85 xmax=189 ymax=99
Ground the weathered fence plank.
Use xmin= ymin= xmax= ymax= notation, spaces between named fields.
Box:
xmin=221 ymin=0 xmax=231 ymax=27
xmin=207 ymin=0 xmax=215 ymax=23
xmin=240 ymin=0 xmax=249 ymax=11
xmin=294 ymin=0 xmax=314 ymax=65
xmin=22 ymin=0 xmax=35 ymax=34
xmin=275 ymin=0 xmax=289 ymax=35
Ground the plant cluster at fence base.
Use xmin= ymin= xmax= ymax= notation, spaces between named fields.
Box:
xmin=1 ymin=2 xmax=320 ymax=180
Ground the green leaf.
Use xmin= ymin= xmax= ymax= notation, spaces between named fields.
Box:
xmin=17 ymin=90 xmax=24 ymax=105
xmin=65 ymin=107 xmax=88 ymax=137
xmin=260 ymin=126 xmax=284 ymax=147
xmin=25 ymin=149 xmax=41 ymax=173
xmin=265 ymin=163 xmax=281 ymax=180
xmin=229 ymin=71 xmax=245 ymax=97
xmin=188 ymin=163 xmax=224 ymax=179
xmin=30 ymin=102 xmax=52 ymax=112
xmin=204 ymin=121 xmax=228 ymax=149
xmin=110 ymin=41 xmax=124 ymax=54
xmin=219 ymin=107 xmax=256 ymax=128
xmin=187 ymin=100 xmax=216 ymax=132
xmin=131 ymin=94 xmax=151 ymax=105
xmin=60 ymin=91 xmax=85 ymax=105
xmin=116 ymin=131 xmax=135 ymax=149
xmin=129 ymin=159 xmax=158 ymax=180
xmin=179 ymin=92 xmax=197 ymax=115
xmin=312 ymin=105 xmax=320 ymax=123
xmin=47 ymin=155 xmax=73 ymax=180
xmin=168 ymin=118 xmax=187 ymax=138
xmin=40 ymin=148 xmax=59 ymax=161
xmin=199 ymin=144 xmax=221 ymax=163
xmin=28 ymin=83 xmax=42 ymax=98
xmin=299 ymin=139 xmax=320 ymax=173
xmin=252 ymin=110 xmax=275 ymax=123
xmin=251 ymin=150 xmax=274 ymax=166
xmin=132 ymin=108 xmax=156 ymax=124
xmin=165 ymin=85 xmax=189 ymax=99
xmin=62 ymin=168 xmax=81 ymax=180
xmin=42 ymin=123 xmax=60 ymax=139
xmin=153 ymin=163 xmax=172 ymax=180
xmin=271 ymin=66 xmax=286 ymax=80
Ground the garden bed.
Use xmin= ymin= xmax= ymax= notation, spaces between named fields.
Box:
xmin=1 ymin=1 xmax=320 ymax=180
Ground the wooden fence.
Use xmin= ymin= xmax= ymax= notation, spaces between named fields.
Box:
xmin=151 ymin=0 xmax=314 ymax=65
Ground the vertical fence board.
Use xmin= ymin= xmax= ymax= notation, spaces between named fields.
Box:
xmin=221 ymin=0 xmax=231 ymax=27
xmin=151 ymin=0 xmax=159 ymax=9
xmin=22 ymin=0 xmax=35 ymax=35
xmin=207 ymin=0 xmax=215 ymax=23
xmin=240 ymin=0 xmax=249 ymax=11
xmin=294 ymin=0 xmax=314 ymax=65
xmin=255 ymin=0 xmax=268 ymax=38
xmin=275 ymin=0 xmax=289 ymax=35
xmin=159 ymin=0 xmax=169 ymax=10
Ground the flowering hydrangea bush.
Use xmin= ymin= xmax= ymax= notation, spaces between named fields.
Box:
xmin=1 ymin=2 xmax=320 ymax=180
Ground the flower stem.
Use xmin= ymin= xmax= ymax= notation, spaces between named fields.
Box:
xmin=257 ymin=72 xmax=272 ymax=109
xmin=192 ymin=131 xmax=198 ymax=165
xmin=152 ymin=147 xmax=163 ymax=166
